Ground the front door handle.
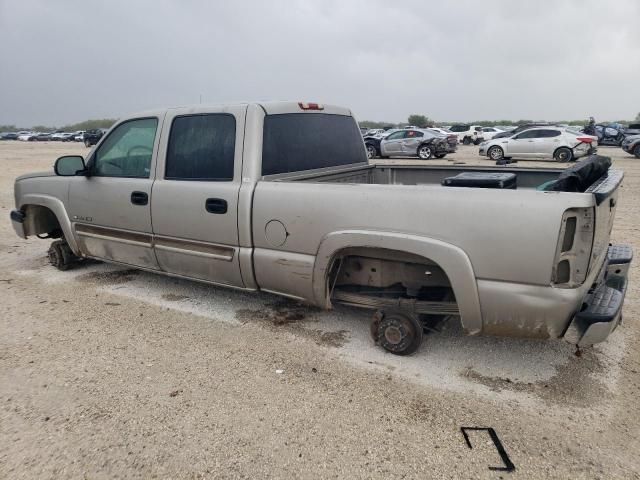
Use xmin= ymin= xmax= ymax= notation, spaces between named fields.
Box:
xmin=131 ymin=191 xmax=148 ymax=205
xmin=205 ymin=198 xmax=228 ymax=214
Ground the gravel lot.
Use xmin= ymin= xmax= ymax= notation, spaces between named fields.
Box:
xmin=1 ymin=142 xmax=639 ymax=479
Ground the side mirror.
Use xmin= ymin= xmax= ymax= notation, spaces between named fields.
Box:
xmin=54 ymin=155 xmax=86 ymax=176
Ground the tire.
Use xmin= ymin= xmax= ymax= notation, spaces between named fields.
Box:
xmin=434 ymin=153 xmax=446 ymax=158
xmin=488 ymin=146 xmax=504 ymax=161
xmin=462 ymin=137 xmax=471 ymax=145
xmin=48 ymin=240 xmax=74 ymax=271
xmin=365 ymin=144 xmax=377 ymax=160
xmin=84 ymin=139 xmax=91 ymax=147
xmin=473 ymin=138 xmax=482 ymax=145
xmin=375 ymin=310 xmax=423 ymax=356
xmin=417 ymin=144 xmax=433 ymax=160
xmin=553 ymin=147 xmax=573 ymax=162
xmin=634 ymin=144 xmax=640 ymax=159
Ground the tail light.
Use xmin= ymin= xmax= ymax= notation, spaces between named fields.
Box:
xmin=576 ymin=136 xmax=594 ymax=143
xmin=298 ymin=102 xmax=324 ymax=110
xmin=551 ymin=208 xmax=595 ymax=287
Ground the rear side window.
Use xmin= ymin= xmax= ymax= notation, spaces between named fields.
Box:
xmin=449 ymin=125 xmax=470 ymax=132
xmin=539 ymin=129 xmax=562 ymax=138
xmin=262 ymin=114 xmax=367 ymax=175
xmin=165 ymin=114 xmax=235 ymax=181
xmin=515 ymin=130 xmax=542 ymax=139
xmin=406 ymin=130 xmax=424 ymax=138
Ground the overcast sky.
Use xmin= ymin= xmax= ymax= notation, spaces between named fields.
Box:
xmin=1 ymin=0 xmax=638 ymax=126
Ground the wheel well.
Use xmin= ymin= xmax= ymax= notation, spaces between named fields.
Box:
xmin=22 ymin=205 xmax=63 ymax=238
xmin=327 ymin=247 xmax=455 ymax=301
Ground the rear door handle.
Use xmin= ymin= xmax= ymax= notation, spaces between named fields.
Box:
xmin=205 ymin=198 xmax=228 ymax=214
xmin=131 ymin=191 xmax=148 ymax=205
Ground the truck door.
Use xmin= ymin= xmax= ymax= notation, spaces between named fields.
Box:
xmin=150 ymin=106 xmax=246 ymax=287
xmin=67 ymin=117 xmax=161 ymax=268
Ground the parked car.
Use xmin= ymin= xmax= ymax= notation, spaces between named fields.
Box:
xmin=35 ymin=133 xmax=51 ymax=141
xmin=621 ymin=134 xmax=640 ymax=158
xmin=71 ymin=131 xmax=86 ymax=142
xmin=9 ymin=101 xmax=631 ymax=355
xmin=0 ymin=132 xmax=18 ymax=140
xmin=479 ymin=127 xmax=504 ymax=140
xmin=448 ymin=124 xmax=485 ymax=145
xmin=592 ymin=123 xmax=640 ymax=147
xmin=58 ymin=132 xmax=76 ymax=142
xmin=17 ymin=132 xmax=37 ymax=141
xmin=380 ymin=129 xmax=450 ymax=159
xmin=479 ymin=127 xmax=597 ymax=162
xmin=83 ymin=128 xmax=107 ymax=147
xmin=426 ymin=128 xmax=458 ymax=152
xmin=363 ymin=129 xmax=403 ymax=159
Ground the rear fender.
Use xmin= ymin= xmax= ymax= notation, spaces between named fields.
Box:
xmin=313 ymin=230 xmax=482 ymax=334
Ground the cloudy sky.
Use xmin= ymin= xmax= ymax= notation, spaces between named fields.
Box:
xmin=1 ymin=0 xmax=638 ymax=126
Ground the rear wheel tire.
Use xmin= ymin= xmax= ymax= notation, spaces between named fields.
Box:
xmin=84 ymin=139 xmax=91 ymax=147
xmin=488 ymin=146 xmax=504 ymax=161
xmin=374 ymin=310 xmax=423 ymax=356
xmin=417 ymin=144 xmax=433 ymax=160
xmin=554 ymin=147 xmax=573 ymax=162
xmin=634 ymin=144 xmax=640 ymax=159
xmin=462 ymin=137 xmax=471 ymax=145
xmin=474 ymin=138 xmax=482 ymax=145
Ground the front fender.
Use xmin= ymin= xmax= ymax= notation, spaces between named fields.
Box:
xmin=313 ymin=230 xmax=483 ymax=335
xmin=19 ymin=194 xmax=80 ymax=255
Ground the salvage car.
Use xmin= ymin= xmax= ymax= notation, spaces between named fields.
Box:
xmin=10 ymin=101 xmax=632 ymax=355
xmin=593 ymin=123 xmax=640 ymax=147
xmin=380 ymin=129 xmax=450 ymax=159
xmin=622 ymin=134 xmax=640 ymax=158
xmin=480 ymin=127 xmax=597 ymax=162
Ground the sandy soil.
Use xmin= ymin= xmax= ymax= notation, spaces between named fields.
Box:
xmin=1 ymin=142 xmax=639 ymax=479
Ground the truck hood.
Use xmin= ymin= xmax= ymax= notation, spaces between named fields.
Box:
xmin=15 ymin=170 xmax=55 ymax=181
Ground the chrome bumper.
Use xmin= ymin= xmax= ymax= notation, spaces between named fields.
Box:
xmin=564 ymin=244 xmax=632 ymax=346
xmin=10 ymin=209 xmax=27 ymax=239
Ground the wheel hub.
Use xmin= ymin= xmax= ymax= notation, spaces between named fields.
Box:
xmin=384 ymin=324 xmax=404 ymax=345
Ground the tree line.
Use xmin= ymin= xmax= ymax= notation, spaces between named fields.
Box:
xmin=360 ymin=112 xmax=640 ymax=129
xmin=0 ymin=119 xmax=117 ymax=133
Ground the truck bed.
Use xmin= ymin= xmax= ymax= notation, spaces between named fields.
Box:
xmin=268 ymin=163 xmax=562 ymax=190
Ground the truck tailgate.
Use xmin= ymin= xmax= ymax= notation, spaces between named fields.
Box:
xmin=587 ymin=169 xmax=623 ymax=273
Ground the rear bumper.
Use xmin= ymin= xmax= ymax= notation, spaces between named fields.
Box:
xmin=10 ymin=209 xmax=27 ymax=239
xmin=564 ymin=244 xmax=632 ymax=346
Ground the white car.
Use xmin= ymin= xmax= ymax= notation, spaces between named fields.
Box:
xmin=479 ymin=127 xmax=598 ymax=162
xmin=17 ymin=132 xmax=36 ymax=141
xmin=72 ymin=131 xmax=86 ymax=142
xmin=448 ymin=124 xmax=486 ymax=145
xmin=479 ymin=127 xmax=504 ymax=140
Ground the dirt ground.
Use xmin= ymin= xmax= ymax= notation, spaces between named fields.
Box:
xmin=1 ymin=142 xmax=639 ymax=479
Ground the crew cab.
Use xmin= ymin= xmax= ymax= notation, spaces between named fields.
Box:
xmin=10 ymin=102 xmax=632 ymax=355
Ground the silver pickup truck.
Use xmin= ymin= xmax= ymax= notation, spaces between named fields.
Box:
xmin=10 ymin=102 xmax=633 ymax=355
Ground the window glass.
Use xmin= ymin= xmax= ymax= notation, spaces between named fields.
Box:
xmin=406 ymin=130 xmax=424 ymax=138
xmin=93 ymin=118 xmax=158 ymax=177
xmin=449 ymin=125 xmax=470 ymax=132
xmin=514 ymin=129 xmax=542 ymax=139
xmin=262 ymin=114 xmax=367 ymax=175
xmin=539 ymin=129 xmax=561 ymax=138
xmin=166 ymin=114 xmax=236 ymax=181
xmin=386 ymin=131 xmax=406 ymax=140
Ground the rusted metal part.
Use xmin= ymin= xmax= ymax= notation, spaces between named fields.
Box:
xmin=332 ymin=290 xmax=459 ymax=315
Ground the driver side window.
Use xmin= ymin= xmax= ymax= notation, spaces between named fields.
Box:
xmin=93 ymin=118 xmax=158 ymax=178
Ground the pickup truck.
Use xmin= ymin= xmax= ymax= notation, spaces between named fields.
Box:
xmin=10 ymin=101 xmax=632 ymax=355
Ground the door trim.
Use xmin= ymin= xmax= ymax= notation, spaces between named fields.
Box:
xmin=75 ymin=223 xmax=152 ymax=247
xmin=154 ymin=235 xmax=235 ymax=262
